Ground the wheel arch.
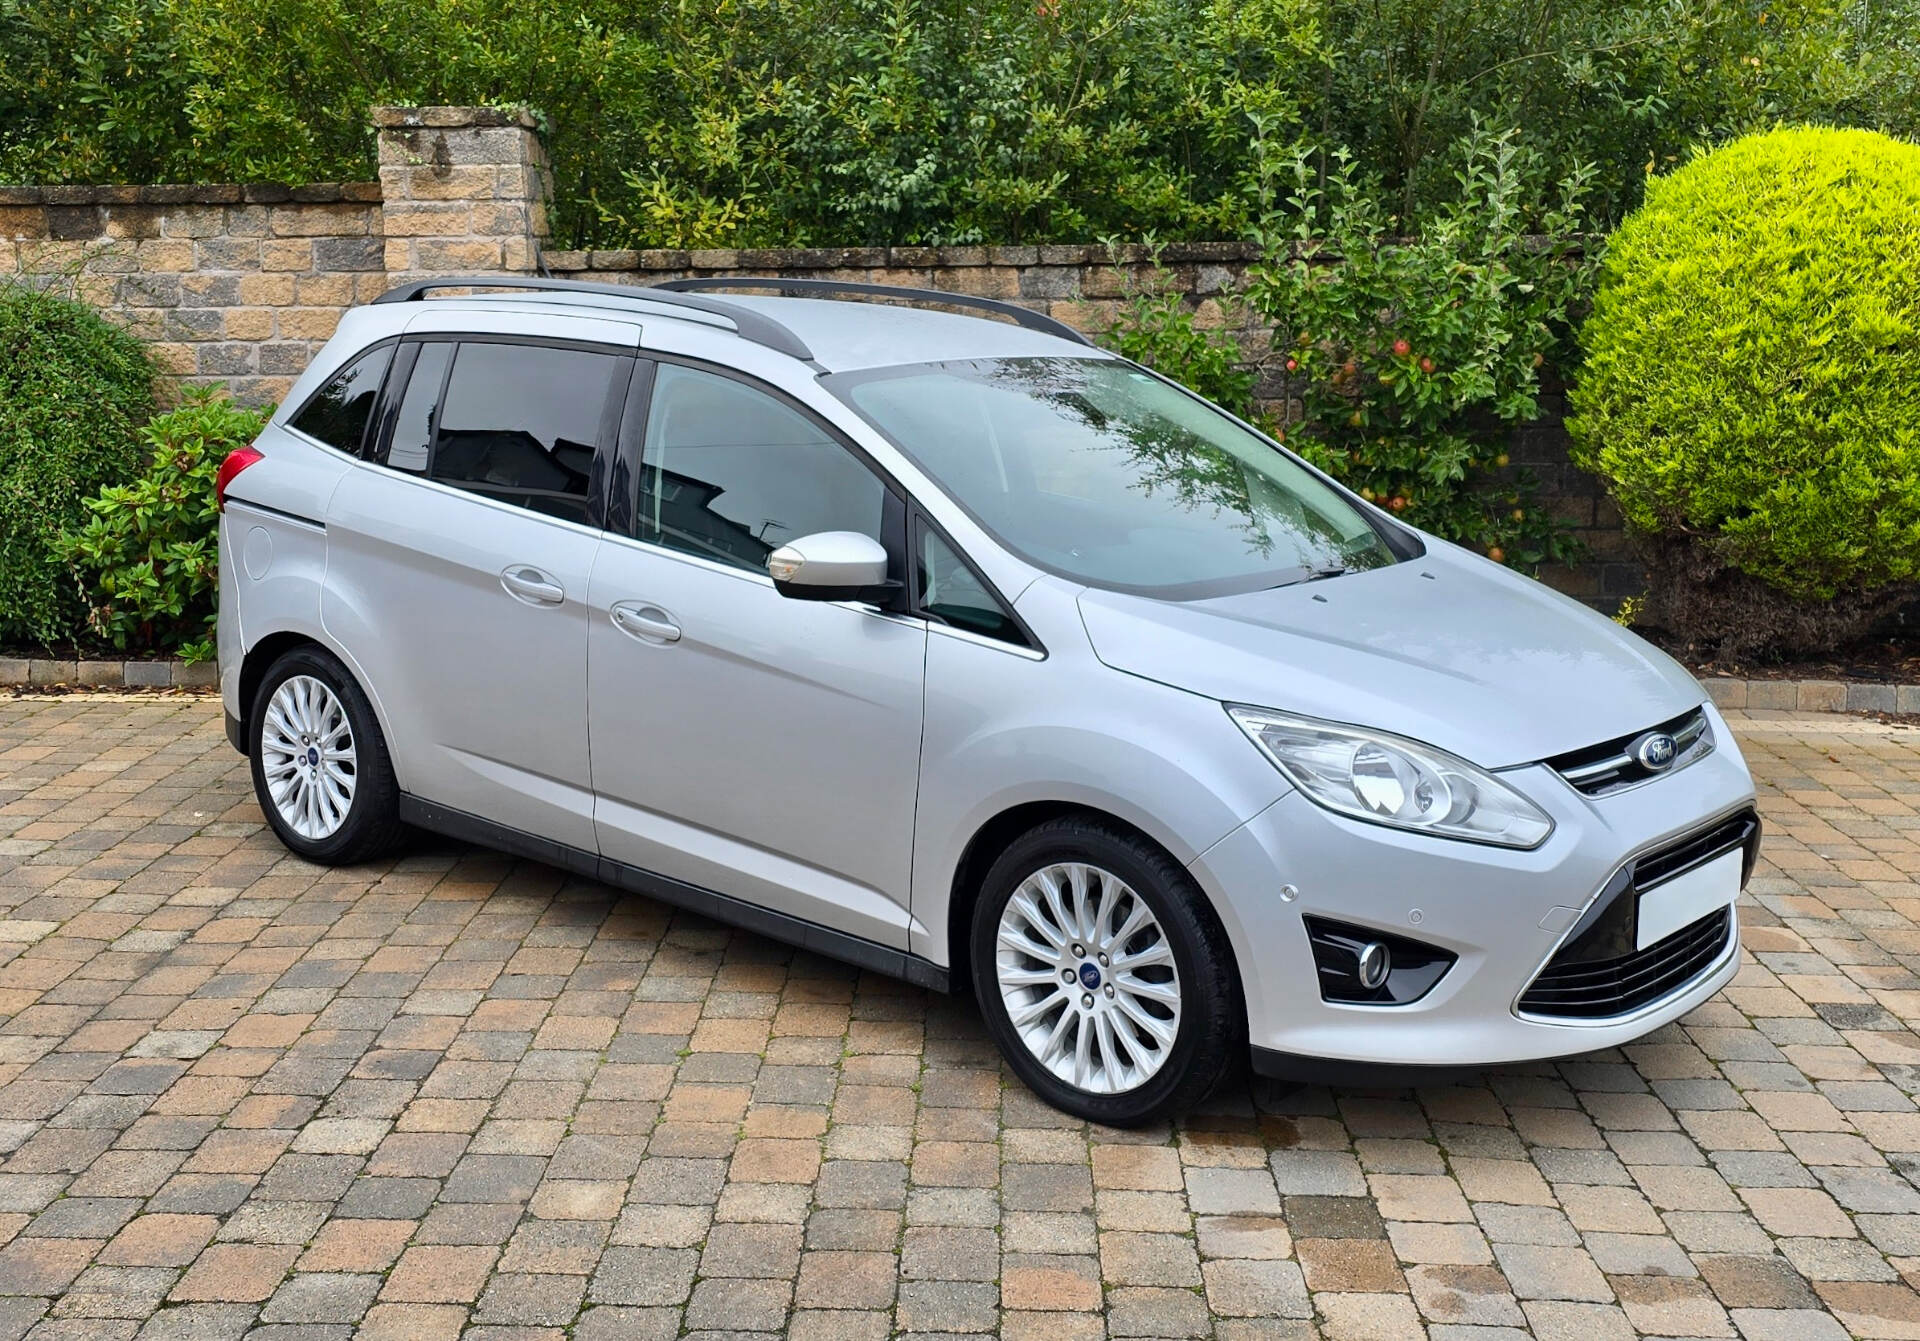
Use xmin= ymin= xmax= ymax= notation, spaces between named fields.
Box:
xmin=237 ymin=630 xmax=325 ymax=741
xmin=234 ymin=627 xmax=401 ymax=785
xmin=945 ymin=801 xmax=1246 ymax=1012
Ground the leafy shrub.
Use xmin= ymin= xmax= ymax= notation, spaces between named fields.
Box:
xmin=1567 ymin=126 xmax=1920 ymax=659
xmin=61 ymin=387 xmax=269 ymax=663
xmin=1243 ymin=129 xmax=1594 ymax=570
xmin=1101 ymin=252 xmax=1259 ymax=418
xmin=0 ymin=284 xmax=154 ymax=647
xmin=4 ymin=0 xmax=1910 ymax=247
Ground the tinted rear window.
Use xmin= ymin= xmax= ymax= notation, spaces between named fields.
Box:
xmin=290 ymin=343 xmax=392 ymax=453
xmin=430 ymin=343 xmax=623 ymax=522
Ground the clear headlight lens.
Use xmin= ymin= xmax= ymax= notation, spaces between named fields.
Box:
xmin=1228 ymin=706 xmax=1554 ymax=849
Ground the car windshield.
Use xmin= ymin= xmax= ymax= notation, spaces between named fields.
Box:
xmin=829 ymin=357 xmax=1400 ymax=598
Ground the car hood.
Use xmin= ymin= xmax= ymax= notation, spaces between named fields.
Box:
xmin=1075 ymin=542 xmax=1703 ymax=769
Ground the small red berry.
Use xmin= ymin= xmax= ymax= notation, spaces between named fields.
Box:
xmin=1391 ymin=338 xmax=1411 ymax=358
xmin=1419 ymin=357 xmax=1434 ymax=374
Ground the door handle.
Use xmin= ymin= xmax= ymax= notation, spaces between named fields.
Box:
xmin=611 ymin=602 xmax=681 ymax=644
xmin=501 ymin=565 xmax=565 ymax=606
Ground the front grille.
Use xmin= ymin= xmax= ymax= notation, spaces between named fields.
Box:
xmin=1547 ymin=707 xmax=1712 ymax=796
xmin=1517 ymin=808 xmax=1757 ymax=1021
xmin=1518 ymin=906 xmax=1733 ymax=1019
xmin=1636 ymin=810 xmax=1759 ymax=890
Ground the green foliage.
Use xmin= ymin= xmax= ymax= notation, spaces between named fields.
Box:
xmin=1567 ymin=126 xmax=1920 ymax=654
xmin=1305 ymin=0 xmax=1913 ymax=231
xmin=139 ymin=0 xmax=1326 ymax=248
xmin=1101 ymin=252 xmax=1259 ymax=418
xmin=1244 ymin=127 xmax=1595 ymax=570
xmin=3 ymin=0 xmax=1911 ymax=247
xmin=0 ymin=284 xmax=155 ymax=647
xmin=0 ymin=0 xmax=192 ymax=183
xmin=59 ymin=386 xmax=269 ymax=662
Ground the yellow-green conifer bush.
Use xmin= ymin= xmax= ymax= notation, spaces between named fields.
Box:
xmin=1569 ymin=127 xmax=1920 ymax=658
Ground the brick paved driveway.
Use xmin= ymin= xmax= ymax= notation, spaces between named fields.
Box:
xmin=0 ymin=696 xmax=1917 ymax=1340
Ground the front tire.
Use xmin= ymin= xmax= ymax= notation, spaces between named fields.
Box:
xmin=970 ymin=816 xmax=1243 ymax=1125
xmin=248 ymin=645 xmax=404 ymax=864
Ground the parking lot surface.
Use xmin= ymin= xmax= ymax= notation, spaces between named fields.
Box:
xmin=0 ymin=695 xmax=1917 ymax=1340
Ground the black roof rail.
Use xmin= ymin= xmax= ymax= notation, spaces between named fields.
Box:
xmin=655 ymin=277 xmax=1097 ymax=348
xmin=372 ymin=276 xmax=817 ymax=363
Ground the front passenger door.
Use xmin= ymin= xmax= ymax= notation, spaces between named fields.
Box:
xmin=587 ymin=362 xmax=928 ymax=948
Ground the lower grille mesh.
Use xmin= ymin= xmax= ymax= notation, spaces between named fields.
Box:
xmin=1519 ymin=907 xmax=1733 ymax=1019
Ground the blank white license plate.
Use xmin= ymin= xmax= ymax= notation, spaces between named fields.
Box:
xmin=1636 ymin=849 xmax=1741 ymax=950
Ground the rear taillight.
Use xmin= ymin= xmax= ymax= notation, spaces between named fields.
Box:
xmin=215 ymin=445 xmax=264 ymax=512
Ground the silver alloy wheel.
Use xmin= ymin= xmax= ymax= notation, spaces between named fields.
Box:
xmin=995 ymin=862 xmax=1182 ymax=1095
xmin=260 ymin=675 xmax=357 ymax=841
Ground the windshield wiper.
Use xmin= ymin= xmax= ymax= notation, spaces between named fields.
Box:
xmin=1271 ymin=564 xmax=1353 ymax=590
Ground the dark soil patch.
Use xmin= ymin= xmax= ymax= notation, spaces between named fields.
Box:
xmin=1639 ymin=630 xmax=1920 ymax=685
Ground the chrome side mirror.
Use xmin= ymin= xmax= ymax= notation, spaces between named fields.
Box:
xmin=766 ymin=531 xmax=896 ymax=603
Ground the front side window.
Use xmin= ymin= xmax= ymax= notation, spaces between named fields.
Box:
xmin=832 ymin=357 xmax=1401 ymax=599
xmin=917 ymin=526 xmax=1023 ymax=645
xmin=290 ymin=343 xmax=392 ymax=453
xmin=637 ymin=363 xmax=886 ymax=572
xmin=430 ymin=342 xmax=622 ymax=522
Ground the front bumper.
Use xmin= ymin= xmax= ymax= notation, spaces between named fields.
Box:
xmin=1190 ymin=702 xmax=1757 ymax=1071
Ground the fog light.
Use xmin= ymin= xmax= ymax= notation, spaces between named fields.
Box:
xmin=1356 ymin=941 xmax=1391 ymax=991
xmin=1303 ymin=917 xmax=1455 ymax=1005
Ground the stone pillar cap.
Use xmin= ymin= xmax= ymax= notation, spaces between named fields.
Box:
xmin=371 ymin=106 xmax=539 ymax=130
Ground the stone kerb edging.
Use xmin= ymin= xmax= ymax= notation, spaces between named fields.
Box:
xmin=0 ymin=658 xmax=218 ymax=689
xmin=1701 ymin=677 xmax=1920 ymax=715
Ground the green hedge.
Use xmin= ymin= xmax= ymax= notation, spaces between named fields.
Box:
xmin=0 ymin=286 xmax=155 ymax=647
xmin=2 ymin=0 xmax=1910 ymax=248
xmin=1568 ymin=126 xmax=1920 ymax=658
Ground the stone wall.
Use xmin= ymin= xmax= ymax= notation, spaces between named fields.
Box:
xmin=0 ymin=107 xmax=546 ymax=406
xmin=0 ymin=182 xmax=384 ymax=405
xmin=0 ymin=107 xmax=1634 ymax=603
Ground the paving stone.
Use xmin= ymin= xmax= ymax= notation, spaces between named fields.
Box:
xmin=167 ymin=1244 xmax=299 ymax=1303
xmin=894 ymin=1280 xmax=999 ymax=1333
xmin=1492 ymin=1242 xmax=1614 ymax=1302
xmin=1284 ymin=1195 xmax=1385 ymax=1239
xmin=1407 ymin=1263 xmax=1525 ymax=1326
xmin=1107 ymin=1285 xmax=1213 ymax=1337
xmin=1612 ymin=1274 xmax=1733 ymax=1336
xmin=258 ymin=1273 xmax=381 ymax=1324
xmin=587 ymin=1247 xmax=698 ymax=1306
xmin=1583 ymin=1231 xmax=1698 ymax=1277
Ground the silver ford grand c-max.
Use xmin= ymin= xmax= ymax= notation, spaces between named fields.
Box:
xmin=217 ymin=277 xmax=1759 ymax=1124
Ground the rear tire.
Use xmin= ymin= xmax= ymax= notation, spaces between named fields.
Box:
xmin=970 ymin=815 xmax=1243 ymax=1125
xmin=248 ymin=645 xmax=404 ymax=864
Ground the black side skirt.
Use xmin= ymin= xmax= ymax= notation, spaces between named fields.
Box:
xmin=225 ymin=710 xmax=247 ymax=754
xmin=397 ymin=794 xmax=951 ymax=994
